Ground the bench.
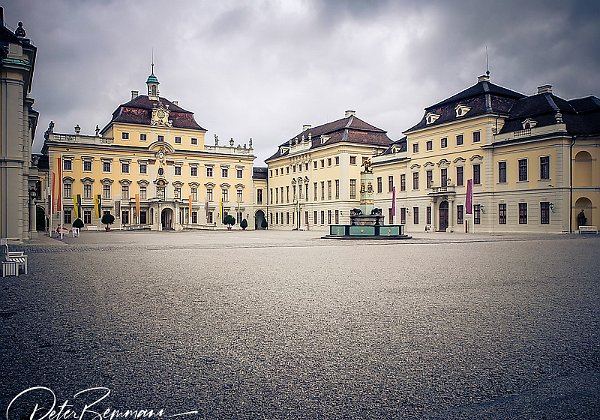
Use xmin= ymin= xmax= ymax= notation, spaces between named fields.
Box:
xmin=86 ymin=225 xmax=99 ymax=231
xmin=579 ymin=225 xmax=599 ymax=234
xmin=1 ymin=238 xmax=28 ymax=275
xmin=2 ymin=260 xmax=19 ymax=277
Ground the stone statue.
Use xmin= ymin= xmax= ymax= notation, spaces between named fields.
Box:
xmin=577 ymin=210 xmax=587 ymax=227
xmin=214 ymin=134 xmax=219 ymax=146
xmin=362 ymin=158 xmax=373 ymax=173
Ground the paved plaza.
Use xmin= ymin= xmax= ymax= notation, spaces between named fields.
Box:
xmin=1 ymin=231 xmax=599 ymax=418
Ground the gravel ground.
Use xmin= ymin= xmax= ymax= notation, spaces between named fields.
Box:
xmin=1 ymin=231 xmax=599 ymax=419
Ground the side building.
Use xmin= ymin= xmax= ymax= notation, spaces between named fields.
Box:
xmin=265 ymin=111 xmax=392 ymax=230
xmin=42 ymin=69 xmax=257 ymax=231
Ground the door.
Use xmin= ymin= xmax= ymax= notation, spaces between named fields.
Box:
xmin=439 ymin=200 xmax=449 ymax=232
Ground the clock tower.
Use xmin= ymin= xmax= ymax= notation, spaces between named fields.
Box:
xmin=146 ymin=62 xmax=160 ymax=100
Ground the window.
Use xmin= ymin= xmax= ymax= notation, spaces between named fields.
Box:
xmin=426 ymin=170 xmax=433 ymax=189
xmin=221 ymin=168 xmax=228 ymax=178
xmin=140 ymin=186 xmax=147 ymax=200
xmin=377 ymin=177 xmax=383 ymax=193
xmin=473 ymin=131 xmax=481 ymax=143
xmin=335 ymin=180 xmax=339 ymax=199
xmin=350 ymin=156 xmax=357 ymax=165
xmin=222 ymin=188 xmax=229 ymax=202
xmin=275 ymin=188 xmax=279 ymax=203
xmin=64 ymin=210 xmax=72 ymax=224
xmin=207 ymin=211 xmax=214 ymax=224
xmin=441 ymin=137 xmax=448 ymax=148
xmin=175 ymin=166 xmax=182 ymax=176
xmin=140 ymin=210 xmax=147 ymax=224
xmin=388 ymin=176 xmax=394 ymax=192
xmin=122 ymin=210 xmax=129 ymax=224
xmin=540 ymin=156 xmax=550 ymax=180
xmin=519 ymin=203 xmax=528 ymax=224
xmin=122 ymin=185 xmax=129 ymax=200
xmin=237 ymin=169 xmax=243 ymax=178
xmin=426 ymin=206 xmax=432 ymax=225
xmin=139 ymin=163 xmax=147 ymax=174
xmin=305 ymin=163 xmax=309 ymax=171
xmin=540 ymin=202 xmax=550 ymax=224
xmin=321 ymin=181 xmax=325 ymax=200
xmin=286 ymin=212 xmax=290 ymax=225
xmin=327 ymin=180 xmax=332 ymax=200
xmin=441 ymin=168 xmax=448 ymax=187
xmin=174 ymin=187 xmax=181 ymax=199
xmin=499 ymin=203 xmax=507 ymax=224
xmin=335 ymin=210 xmax=339 ymax=224
xmin=412 ymin=143 xmax=419 ymax=153
xmin=498 ymin=161 xmax=507 ymax=183
xmin=158 ymin=135 xmax=164 ymax=142
xmin=327 ymin=210 xmax=332 ymax=224
xmin=83 ymin=161 xmax=92 ymax=171
xmin=456 ymin=167 xmax=464 ymax=186
xmin=456 ymin=134 xmax=464 ymax=146
xmin=474 ymin=204 xmax=481 ymax=225
xmin=320 ymin=160 xmax=324 ymax=168
xmin=413 ymin=207 xmax=419 ymax=224
xmin=350 ymin=179 xmax=357 ymax=199
xmin=63 ymin=159 xmax=72 ymax=171
xmin=140 ymin=133 xmax=147 ymax=141
xmin=84 ymin=210 xmax=92 ymax=224
xmin=275 ymin=169 xmax=278 ymax=176
xmin=327 ymin=158 xmax=332 ymax=166
xmin=192 ymin=211 xmax=198 ymax=224
xmin=400 ymin=174 xmax=406 ymax=191
xmin=426 ymin=140 xmax=433 ymax=151
xmin=191 ymin=138 xmax=197 ymax=145
xmin=103 ymin=161 xmax=111 ymax=172
xmin=313 ymin=211 xmax=317 ymax=225
xmin=237 ymin=189 xmax=243 ymax=202
xmin=457 ymin=205 xmax=464 ymax=224
xmin=335 ymin=157 xmax=340 ymax=165
xmin=191 ymin=167 xmax=198 ymax=177
xmin=400 ymin=208 xmax=406 ymax=224
xmin=412 ymin=172 xmax=419 ymax=190
xmin=175 ymin=136 xmax=181 ymax=144
xmin=257 ymin=189 xmax=263 ymax=204
xmin=63 ymin=182 xmax=72 ymax=199
xmin=518 ymin=159 xmax=528 ymax=181
xmin=473 ymin=164 xmax=481 ymax=185
xmin=320 ymin=211 xmax=325 ymax=225
xmin=102 ymin=184 xmax=111 ymax=199
xmin=84 ymin=184 xmax=92 ymax=199
xmin=158 ymin=168 xmax=164 ymax=176
xmin=122 ymin=132 xmax=129 ymax=140
xmin=269 ymin=188 xmax=273 ymax=204
xmin=206 ymin=167 xmax=213 ymax=177
xmin=207 ymin=187 xmax=213 ymax=202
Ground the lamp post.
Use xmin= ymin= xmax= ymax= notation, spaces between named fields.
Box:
xmin=28 ymin=186 xmax=37 ymax=238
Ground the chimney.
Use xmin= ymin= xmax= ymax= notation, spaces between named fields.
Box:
xmin=477 ymin=74 xmax=490 ymax=82
xmin=537 ymin=84 xmax=552 ymax=94
xmin=345 ymin=110 xmax=356 ymax=118
xmin=0 ymin=7 xmax=4 ymax=26
xmin=302 ymin=124 xmax=311 ymax=132
xmin=172 ymin=100 xmax=178 ymax=106
xmin=131 ymin=90 xmax=139 ymax=100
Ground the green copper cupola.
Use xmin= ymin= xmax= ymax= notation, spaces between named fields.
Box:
xmin=146 ymin=61 xmax=160 ymax=100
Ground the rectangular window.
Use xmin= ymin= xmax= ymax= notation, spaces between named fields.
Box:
xmin=335 ymin=210 xmax=339 ymax=224
xmin=518 ymin=159 xmax=528 ymax=181
xmin=237 ymin=189 xmax=243 ymax=202
xmin=400 ymin=174 xmax=406 ymax=191
xmin=175 ymin=136 xmax=182 ymax=144
xmin=269 ymin=188 xmax=273 ymax=204
xmin=102 ymin=184 xmax=111 ymax=199
xmin=426 ymin=206 xmax=432 ymax=225
xmin=192 ymin=211 xmax=198 ymax=224
xmin=83 ymin=161 xmax=92 ymax=171
xmin=350 ymin=156 xmax=357 ymax=165
xmin=320 ymin=160 xmax=324 ymax=168
xmin=140 ymin=186 xmax=147 ymax=200
xmin=222 ymin=188 xmax=229 ymax=202
xmin=400 ymin=208 xmax=406 ymax=224
xmin=83 ymin=184 xmax=92 ymax=199
xmin=412 ymin=172 xmax=419 ymax=190
xmin=207 ymin=211 xmax=213 ymax=224
xmin=456 ymin=166 xmax=464 ymax=186
xmin=412 ymin=143 xmax=419 ymax=153
xmin=191 ymin=167 xmax=198 ymax=177
xmin=441 ymin=137 xmax=448 ymax=148
xmin=191 ymin=137 xmax=197 ymax=145
xmin=121 ymin=185 xmax=129 ymax=200
xmin=441 ymin=168 xmax=448 ymax=187
xmin=377 ymin=177 xmax=383 ymax=193
xmin=540 ymin=202 xmax=550 ymax=224
xmin=474 ymin=204 xmax=481 ymax=224
xmin=457 ymin=205 xmax=464 ymax=224
xmin=207 ymin=188 xmax=213 ymax=202
xmin=191 ymin=187 xmax=198 ymax=201
xmin=257 ymin=189 xmax=263 ymax=205
xmin=206 ymin=167 xmax=213 ymax=177
xmin=158 ymin=135 xmax=164 ymax=142
xmin=122 ymin=132 xmax=129 ymax=140
xmin=313 ymin=183 xmax=318 ymax=201
xmin=540 ymin=156 xmax=550 ymax=180
xmin=313 ymin=161 xmax=317 ymax=169
xmin=140 ymin=210 xmax=147 ymax=224
xmin=275 ymin=188 xmax=279 ymax=204
xmin=237 ymin=169 xmax=243 ymax=178
xmin=320 ymin=211 xmax=325 ymax=225
xmin=121 ymin=162 xmax=129 ymax=173
xmin=140 ymin=133 xmax=147 ymax=141
xmin=174 ymin=187 xmax=181 ymax=199
xmin=102 ymin=161 xmax=111 ymax=172
xmin=175 ymin=166 xmax=182 ymax=176
xmin=122 ymin=210 xmax=129 ymax=224
xmin=426 ymin=140 xmax=433 ymax=151
xmin=388 ymin=176 xmax=394 ymax=192
xmin=84 ymin=210 xmax=92 ymax=224
xmin=139 ymin=163 xmax=147 ymax=174
xmin=473 ymin=164 xmax=481 ymax=185
xmin=350 ymin=179 xmax=357 ymax=199
xmin=327 ymin=210 xmax=332 ymax=224
xmin=519 ymin=203 xmax=528 ymax=224
xmin=222 ymin=168 xmax=228 ymax=177
xmin=335 ymin=180 xmax=340 ymax=199
xmin=313 ymin=211 xmax=318 ymax=225
xmin=157 ymin=186 xmax=165 ymax=200
xmin=321 ymin=181 xmax=325 ymax=200
xmin=499 ymin=203 xmax=507 ymax=224
xmin=64 ymin=210 xmax=72 ymax=224
xmin=456 ymin=134 xmax=464 ymax=145
xmin=275 ymin=168 xmax=279 ymax=176
xmin=473 ymin=131 xmax=481 ymax=143
xmin=335 ymin=157 xmax=340 ymax=165
xmin=426 ymin=170 xmax=433 ymax=189
xmin=327 ymin=158 xmax=332 ymax=166
xmin=286 ymin=212 xmax=290 ymax=225
xmin=498 ymin=161 xmax=507 ymax=183
xmin=63 ymin=183 xmax=72 ymax=199
xmin=327 ymin=180 xmax=332 ymax=200
xmin=413 ymin=207 xmax=419 ymax=224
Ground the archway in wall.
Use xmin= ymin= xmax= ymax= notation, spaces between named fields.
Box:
xmin=575 ymin=197 xmax=592 ymax=227
xmin=255 ymin=210 xmax=266 ymax=230
xmin=161 ymin=208 xmax=174 ymax=230
xmin=439 ymin=200 xmax=449 ymax=232
xmin=574 ymin=151 xmax=592 ymax=187
xmin=36 ymin=206 xmax=46 ymax=231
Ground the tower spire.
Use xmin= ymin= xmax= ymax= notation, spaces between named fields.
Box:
xmin=146 ymin=50 xmax=160 ymax=100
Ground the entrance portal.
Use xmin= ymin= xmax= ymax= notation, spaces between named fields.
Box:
xmin=255 ymin=210 xmax=266 ymax=230
xmin=439 ymin=200 xmax=449 ymax=232
xmin=161 ymin=208 xmax=174 ymax=230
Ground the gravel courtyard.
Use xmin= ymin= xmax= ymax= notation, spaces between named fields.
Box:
xmin=1 ymin=231 xmax=599 ymax=419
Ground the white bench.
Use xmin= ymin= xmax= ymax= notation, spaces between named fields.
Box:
xmin=86 ymin=225 xmax=99 ymax=231
xmin=2 ymin=260 xmax=19 ymax=277
xmin=1 ymin=238 xmax=28 ymax=275
xmin=579 ymin=225 xmax=599 ymax=234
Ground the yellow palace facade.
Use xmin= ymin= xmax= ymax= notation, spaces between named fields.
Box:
xmin=43 ymin=69 xmax=257 ymax=231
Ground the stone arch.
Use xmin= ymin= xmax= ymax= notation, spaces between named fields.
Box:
xmin=255 ymin=209 xmax=266 ymax=230
xmin=574 ymin=151 xmax=592 ymax=187
xmin=575 ymin=197 xmax=592 ymax=226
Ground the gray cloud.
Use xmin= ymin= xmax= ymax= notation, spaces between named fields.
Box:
xmin=4 ymin=0 xmax=599 ymax=163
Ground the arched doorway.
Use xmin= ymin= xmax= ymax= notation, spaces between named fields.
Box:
xmin=161 ymin=208 xmax=174 ymax=230
xmin=575 ymin=197 xmax=592 ymax=227
xmin=36 ymin=206 xmax=46 ymax=231
xmin=439 ymin=200 xmax=449 ymax=232
xmin=255 ymin=210 xmax=266 ymax=230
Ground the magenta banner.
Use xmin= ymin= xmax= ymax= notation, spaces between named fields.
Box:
xmin=466 ymin=179 xmax=473 ymax=214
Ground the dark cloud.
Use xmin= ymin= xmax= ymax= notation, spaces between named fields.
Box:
xmin=3 ymin=0 xmax=599 ymax=162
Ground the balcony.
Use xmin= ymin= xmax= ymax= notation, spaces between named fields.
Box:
xmin=428 ymin=185 xmax=455 ymax=196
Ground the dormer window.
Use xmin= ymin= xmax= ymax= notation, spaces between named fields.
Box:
xmin=522 ymin=118 xmax=537 ymax=129
xmin=455 ymin=104 xmax=471 ymax=117
xmin=321 ymin=135 xmax=330 ymax=144
xmin=425 ymin=112 xmax=440 ymax=125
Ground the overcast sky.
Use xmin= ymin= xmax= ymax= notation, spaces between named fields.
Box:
xmin=5 ymin=0 xmax=600 ymax=164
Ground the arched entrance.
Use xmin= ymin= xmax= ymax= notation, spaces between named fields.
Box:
xmin=36 ymin=206 xmax=46 ymax=231
xmin=161 ymin=208 xmax=174 ymax=230
xmin=575 ymin=197 xmax=592 ymax=227
xmin=439 ymin=200 xmax=449 ymax=232
xmin=255 ymin=210 xmax=266 ymax=230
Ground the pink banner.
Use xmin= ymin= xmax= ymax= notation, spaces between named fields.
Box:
xmin=465 ymin=179 xmax=473 ymax=214
xmin=391 ymin=186 xmax=396 ymax=216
